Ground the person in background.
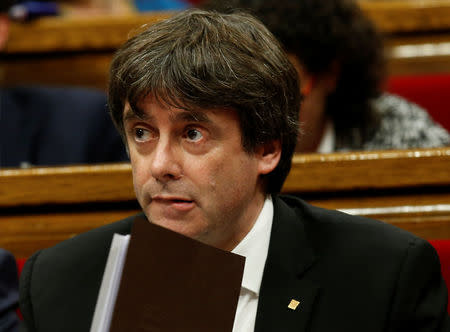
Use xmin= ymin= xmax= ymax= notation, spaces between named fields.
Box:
xmin=203 ymin=0 xmax=450 ymax=153
xmin=0 ymin=1 xmax=128 ymax=167
xmin=19 ymin=9 xmax=448 ymax=332
xmin=0 ymin=1 xmax=15 ymax=49
xmin=0 ymin=249 xmax=19 ymax=332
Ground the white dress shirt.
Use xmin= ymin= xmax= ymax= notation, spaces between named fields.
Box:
xmin=231 ymin=196 xmax=274 ymax=332
xmin=317 ymin=120 xmax=335 ymax=153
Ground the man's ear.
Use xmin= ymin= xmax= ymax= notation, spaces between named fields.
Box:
xmin=0 ymin=15 xmax=10 ymax=50
xmin=256 ymin=140 xmax=282 ymax=175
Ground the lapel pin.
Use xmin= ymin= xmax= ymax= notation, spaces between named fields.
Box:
xmin=288 ymin=299 xmax=300 ymax=310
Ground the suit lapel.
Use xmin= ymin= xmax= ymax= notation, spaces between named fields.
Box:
xmin=255 ymin=196 xmax=320 ymax=332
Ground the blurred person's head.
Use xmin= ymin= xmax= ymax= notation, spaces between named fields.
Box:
xmin=203 ymin=0 xmax=386 ymax=152
xmin=0 ymin=0 xmax=14 ymax=49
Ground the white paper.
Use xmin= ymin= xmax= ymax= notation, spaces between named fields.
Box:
xmin=90 ymin=233 xmax=130 ymax=332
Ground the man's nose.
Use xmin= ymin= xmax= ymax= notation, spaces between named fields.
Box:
xmin=149 ymin=139 xmax=182 ymax=181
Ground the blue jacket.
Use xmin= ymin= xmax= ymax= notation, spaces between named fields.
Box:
xmin=0 ymin=86 xmax=128 ymax=167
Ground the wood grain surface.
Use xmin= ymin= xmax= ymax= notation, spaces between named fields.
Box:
xmin=5 ymin=1 xmax=450 ymax=54
xmin=284 ymin=147 xmax=450 ymax=192
xmin=360 ymin=0 xmax=450 ymax=33
xmin=4 ymin=1 xmax=450 ymax=90
xmin=2 ymin=148 xmax=448 ymax=207
xmin=1 ymin=148 xmax=449 ymax=257
xmin=5 ymin=12 xmax=173 ymax=54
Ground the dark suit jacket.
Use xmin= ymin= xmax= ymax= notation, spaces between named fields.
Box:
xmin=0 ymin=249 xmax=19 ymax=332
xmin=0 ymin=86 xmax=128 ymax=167
xmin=19 ymin=195 xmax=449 ymax=331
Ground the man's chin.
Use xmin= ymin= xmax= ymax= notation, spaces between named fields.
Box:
xmin=146 ymin=216 xmax=207 ymax=241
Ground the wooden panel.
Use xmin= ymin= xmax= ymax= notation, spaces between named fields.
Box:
xmin=1 ymin=13 xmax=174 ymax=89
xmin=307 ymin=193 xmax=450 ymax=210
xmin=1 ymin=53 xmax=113 ymax=90
xmin=1 ymin=148 xmax=449 ymax=258
xmin=385 ymin=33 xmax=450 ymax=75
xmin=2 ymin=147 xmax=448 ymax=207
xmin=360 ymin=0 xmax=450 ymax=33
xmin=309 ymin=194 xmax=450 ymax=239
xmin=4 ymin=12 xmax=173 ymax=54
xmin=5 ymin=1 xmax=450 ymax=55
xmin=0 ymin=209 xmax=139 ymax=258
xmin=283 ymin=147 xmax=450 ymax=193
xmin=4 ymin=2 xmax=450 ymax=87
xmin=387 ymin=53 xmax=450 ymax=76
xmin=0 ymin=163 xmax=135 ymax=207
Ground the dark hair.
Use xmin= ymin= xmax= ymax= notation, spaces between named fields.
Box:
xmin=203 ymin=0 xmax=386 ymax=141
xmin=108 ymin=8 xmax=300 ymax=193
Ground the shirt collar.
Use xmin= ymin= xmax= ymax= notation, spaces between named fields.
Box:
xmin=231 ymin=196 xmax=273 ymax=295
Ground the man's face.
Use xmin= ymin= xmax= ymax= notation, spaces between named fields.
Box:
xmin=123 ymin=95 xmax=279 ymax=250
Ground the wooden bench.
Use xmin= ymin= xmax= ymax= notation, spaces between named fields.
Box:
xmin=3 ymin=0 xmax=450 ymax=90
xmin=1 ymin=147 xmax=449 ymax=258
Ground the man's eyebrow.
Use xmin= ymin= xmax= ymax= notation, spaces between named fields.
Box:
xmin=123 ymin=107 xmax=151 ymax=123
xmin=123 ymin=107 xmax=212 ymax=124
xmin=172 ymin=110 xmax=211 ymax=124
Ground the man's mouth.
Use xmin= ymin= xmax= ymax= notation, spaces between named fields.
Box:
xmin=152 ymin=196 xmax=193 ymax=203
xmin=168 ymin=198 xmax=193 ymax=203
xmin=151 ymin=196 xmax=195 ymax=212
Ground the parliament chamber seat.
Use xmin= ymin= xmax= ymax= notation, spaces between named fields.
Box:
xmin=2 ymin=147 xmax=449 ymax=257
xmin=6 ymin=148 xmax=450 ymax=313
xmin=387 ymin=74 xmax=450 ymax=131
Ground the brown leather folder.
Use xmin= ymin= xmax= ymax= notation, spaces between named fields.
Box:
xmin=109 ymin=215 xmax=245 ymax=332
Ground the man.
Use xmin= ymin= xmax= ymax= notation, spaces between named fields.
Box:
xmin=19 ymin=9 xmax=449 ymax=332
xmin=0 ymin=249 xmax=19 ymax=332
xmin=0 ymin=1 xmax=128 ymax=167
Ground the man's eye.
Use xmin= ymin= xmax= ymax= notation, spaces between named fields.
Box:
xmin=185 ymin=129 xmax=203 ymax=142
xmin=134 ymin=128 xmax=151 ymax=142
